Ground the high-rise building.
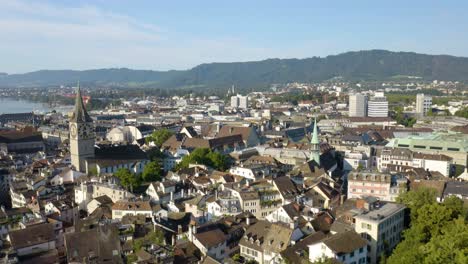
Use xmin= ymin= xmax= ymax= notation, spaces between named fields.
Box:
xmin=231 ymin=94 xmax=249 ymax=109
xmin=368 ymin=93 xmax=389 ymax=117
xmin=70 ymin=83 xmax=95 ymax=172
xmin=416 ymin=93 xmax=432 ymax=116
xmin=349 ymin=93 xmax=368 ymax=117
xmin=231 ymin=96 xmax=239 ymax=109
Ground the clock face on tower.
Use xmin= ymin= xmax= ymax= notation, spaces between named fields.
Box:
xmin=70 ymin=123 xmax=77 ymax=139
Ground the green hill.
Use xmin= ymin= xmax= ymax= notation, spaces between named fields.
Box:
xmin=2 ymin=50 xmax=468 ymax=89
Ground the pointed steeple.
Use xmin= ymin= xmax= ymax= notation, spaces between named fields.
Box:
xmin=311 ymin=117 xmax=319 ymax=145
xmin=70 ymin=82 xmax=92 ymax=123
xmin=310 ymin=117 xmax=320 ymax=165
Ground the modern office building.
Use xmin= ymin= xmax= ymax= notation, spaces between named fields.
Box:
xmin=231 ymin=94 xmax=249 ymax=109
xmin=368 ymin=93 xmax=388 ymax=117
xmin=416 ymin=93 xmax=432 ymax=116
xmin=349 ymin=93 xmax=368 ymax=117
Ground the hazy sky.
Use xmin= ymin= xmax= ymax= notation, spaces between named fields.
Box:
xmin=1 ymin=0 xmax=468 ymax=73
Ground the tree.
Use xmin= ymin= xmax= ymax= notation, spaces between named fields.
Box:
xmin=175 ymin=148 xmax=230 ymax=171
xmin=142 ymin=161 xmax=162 ymax=182
xmin=146 ymin=147 xmax=164 ymax=162
xmin=387 ymin=189 xmax=468 ymax=264
xmin=206 ymin=151 xmax=229 ymax=171
xmin=146 ymin=129 xmax=174 ymax=146
xmin=231 ymin=253 xmax=242 ymax=262
xmin=454 ymin=106 xmax=468 ymax=119
xmin=426 ymin=108 xmax=434 ymax=116
xmin=114 ymin=168 xmax=139 ymax=191
xmin=396 ymin=187 xmax=437 ymax=220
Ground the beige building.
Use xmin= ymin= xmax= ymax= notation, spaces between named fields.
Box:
xmin=354 ymin=202 xmax=405 ymax=264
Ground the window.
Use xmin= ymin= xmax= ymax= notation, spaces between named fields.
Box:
xmin=397 ymin=144 xmax=409 ymax=148
xmin=359 ymin=247 xmax=364 ymax=253
xmin=429 ymin=146 xmax=443 ymax=150
xmin=351 ymin=252 xmax=355 ymax=257
xmin=414 ymin=145 xmax=425 ymax=149
xmin=447 ymin=148 xmax=460 ymax=151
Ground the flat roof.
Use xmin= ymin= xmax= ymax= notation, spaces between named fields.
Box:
xmin=355 ymin=202 xmax=405 ymax=223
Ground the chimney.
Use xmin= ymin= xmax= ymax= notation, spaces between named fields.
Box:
xmin=170 ymin=191 xmax=173 ymax=201
xmin=246 ymin=216 xmax=251 ymax=226
xmin=215 ymin=190 xmax=218 ymax=200
xmin=340 ymin=194 xmax=346 ymax=205
xmin=181 ymin=189 xmax=184 ymax=198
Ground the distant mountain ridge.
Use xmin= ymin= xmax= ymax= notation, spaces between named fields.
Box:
xmin=2 ymin=50 xmax=468 ymax=89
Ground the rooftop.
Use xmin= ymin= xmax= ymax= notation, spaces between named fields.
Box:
xmin=355 ymin=202 xmax=405 ymax=223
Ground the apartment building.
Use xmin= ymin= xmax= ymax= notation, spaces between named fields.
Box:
xmin=354 ymin=201 xmax=406 ymax=264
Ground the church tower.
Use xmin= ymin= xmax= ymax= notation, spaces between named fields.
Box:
xmin=309 ymin=117 xmax=320 ymax=165
xmin=69 ymin=83 xmax=95 ymax=172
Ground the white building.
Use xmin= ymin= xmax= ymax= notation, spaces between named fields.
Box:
xmin=349 ymin=93 xmax=368 ymax=117
xmin=354 ymin=202 xmax=406 ymax=264
xmin=367 ymin=94 xmax=388 ymax=117
xmin=111 ymin=200 xmax=153 ymax=220
xmin=231 ymin=94 xmax=249 ymax=109
xmin=308 ymin=231 xmax=367 ymax=264
xmin=74 ymin=181 xmax=134 ymax=210
xmin=416 ymin=93 xmax=432 ymax=116
xmin=343 ymin=151 xmax=369 ymax=171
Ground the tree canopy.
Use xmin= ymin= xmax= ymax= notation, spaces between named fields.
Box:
xmin=141 ymin=161 xmax=162 ymax=182
xmin=175 ymin=148 xmax=230 ymax=171
xmin=146 ymin=128 xmax=174 ymax=146
xmin=454 ymin=106 xmax=468 ymax=119
xmin=114 ymin=168 xmax=140 ymax=191
xmin=387 ymin=188 xmax=468 ymax=264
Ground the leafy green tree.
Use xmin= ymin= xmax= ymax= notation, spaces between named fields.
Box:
xmin=114 ymin=168 xmax=140 ymax=191
xmin=206 ymin=151 xmax=229 ymax=171
xmin=426 ymin=108 xmax=434 ymax=116
xmin=146 ymin=147 xmax=164 ymax=162
xmin=454 ymin=106 xmax=468 ymax=119
xmin=442 ymin=195 xmax=466 ymax=219
xmin=396 ymin=187 xmax=436 ymax=220
xmin=133 ymin=229 xmax=165 ymax=251
xmin=231 ymin=253 xmax=242 ymax=262
xmin=175 ymin=148 xmax=229 ymax=171
xmin=387 ymin=189 xmax=468 ymax=264
xmin=146 ymin=129 xmax=174 ymax=146
xmin=142 ymin=161 xmax=162 ymax=182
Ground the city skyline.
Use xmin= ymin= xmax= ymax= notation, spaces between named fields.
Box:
xmin=1 ymin=0 xmax=468 ymax=73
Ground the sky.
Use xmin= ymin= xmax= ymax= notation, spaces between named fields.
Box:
xmin=1 ymin=0 xmax=468 ymax=73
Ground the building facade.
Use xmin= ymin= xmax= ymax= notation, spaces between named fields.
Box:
xmin=349 ymin=93 xmax=368 ymax=117
xmin=367 ymin=94 xmax=388 ymax=118
xmin=416 ymin=93 xmax=432 ymax=116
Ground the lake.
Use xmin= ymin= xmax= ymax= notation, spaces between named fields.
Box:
xmin=0 ymin=98 xmax=73 ymax=114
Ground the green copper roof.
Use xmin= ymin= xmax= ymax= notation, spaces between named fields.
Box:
xmin=70 ymin=82 xmax=93 ymax=123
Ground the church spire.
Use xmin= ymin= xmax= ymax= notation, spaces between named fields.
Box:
xmin=70 ymin=82 xmax=92 ymax=123
xmin=310 ymin=117 xmax=320 ymax=165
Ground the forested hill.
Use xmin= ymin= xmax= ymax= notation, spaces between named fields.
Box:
xmin=2 ymin=50 xmax=468 ymax=89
